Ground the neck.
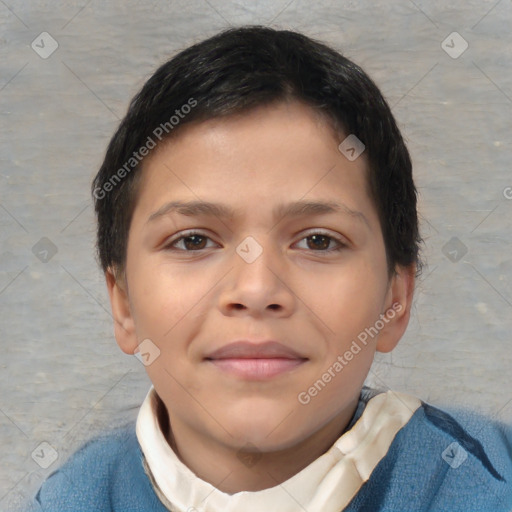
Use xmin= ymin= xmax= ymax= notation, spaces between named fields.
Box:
xmin=156 ymin=395 xmax=359 ymax=494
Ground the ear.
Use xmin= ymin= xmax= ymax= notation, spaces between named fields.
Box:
xmin=376 ymin=264 xmax=416 ymax=353
xmin=105 ymin=267 xmax=138 ymax=355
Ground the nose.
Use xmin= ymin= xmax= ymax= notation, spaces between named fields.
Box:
xmin=217 ymin=236 xmax=296 ymax=318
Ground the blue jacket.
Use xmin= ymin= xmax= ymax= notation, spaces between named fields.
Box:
xmin=26 ymin=391 xmax=512 ymax=511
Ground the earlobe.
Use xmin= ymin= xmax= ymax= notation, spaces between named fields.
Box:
xmin=105 ymin=267 xmax=138 ymax=355
xmin=376 ymin=264 xmax=416 ymax=353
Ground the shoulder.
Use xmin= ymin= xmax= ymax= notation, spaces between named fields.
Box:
xmin=350 ymin=390 xmax=512 ymax=511
xmin=25 ymin=423 xmax=166 ymax=512
xmin=419 ymin=401 xmax=512 ymax=477
xmin=412 ymin=401 xmax=512 ymax=483
xmin=413 ymin=402 xmax=512 ymax=510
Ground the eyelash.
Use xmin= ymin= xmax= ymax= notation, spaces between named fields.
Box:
xmin=164 ymin=230 xmax=347 ymax=254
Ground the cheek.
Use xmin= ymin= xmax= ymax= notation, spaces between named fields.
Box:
xmin=319 ymin=261 xmax=385 ymax=316
xmin=131 ymin=261 xmax=214 ymax=336
xmin=314 ymin=263 xmax=388 ymax=354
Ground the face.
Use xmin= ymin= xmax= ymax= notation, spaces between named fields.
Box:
xmin=108 ymin=101 xmax=413 ymax=454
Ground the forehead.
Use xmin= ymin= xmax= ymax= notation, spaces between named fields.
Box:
xmin=133 ymin=101 xmax=377 ymax=227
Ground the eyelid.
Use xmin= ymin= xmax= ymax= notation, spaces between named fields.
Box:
xmin=298 ymin=228 xmax=349 ymax=245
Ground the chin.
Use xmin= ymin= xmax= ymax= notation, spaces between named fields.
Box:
xmin=222 ymin=406 xmax=314 ymax=451
xmin=229 ymin=427 xmax=305 ymax=453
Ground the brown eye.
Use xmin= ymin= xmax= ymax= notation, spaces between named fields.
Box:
xmin=165 ymin=232 xmax=216 ymax=251
xmin=306 ymin=234 xmax=330 ymax=250
xmin=181 ymin=235 xmax=208 ymax=250
xmin=295 ymin=231 xmax=346 ymax=253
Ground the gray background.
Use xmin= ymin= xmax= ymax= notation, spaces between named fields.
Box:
xmin=1 ymin=0 xmax=511 ymax=509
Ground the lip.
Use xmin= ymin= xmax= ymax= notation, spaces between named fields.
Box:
xmin=206 ymin=340 xmax=305 ymax=360
xmin=205 ymin=340 xmax=308 ymax=380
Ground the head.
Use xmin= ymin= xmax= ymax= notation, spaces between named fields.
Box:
xmin=93 ymin=26 xmax=421 ymax=457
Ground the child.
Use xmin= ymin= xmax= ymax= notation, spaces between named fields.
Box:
xmin=27 ymin=26 xmax=512 ymax=511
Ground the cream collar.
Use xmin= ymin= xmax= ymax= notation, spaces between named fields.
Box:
xmin=136 ymin=386 xmax=421 ymax=512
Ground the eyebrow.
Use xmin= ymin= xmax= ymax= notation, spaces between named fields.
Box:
xmin=147 ymin=199 xmax=369 ymax=227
